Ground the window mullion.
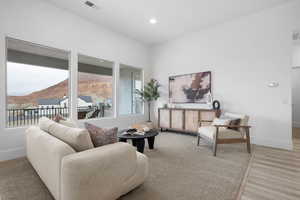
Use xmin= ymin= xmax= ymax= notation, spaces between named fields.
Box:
xmin=114 ymin=62 xmax=120 ymax=118
xmin=70 ymin=51 xmax=78 ymax=122
xmin=0 ymin=36 xmax=5 ymax=130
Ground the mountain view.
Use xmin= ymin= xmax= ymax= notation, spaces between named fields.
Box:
xmin=8 ymin=73 xmax=113 ymax=107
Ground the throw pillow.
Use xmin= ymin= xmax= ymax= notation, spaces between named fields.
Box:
xmin=53 ymin=114 xmax=78 ymax=128
xmin=84 ymin=122 xmax=118 ymax=147
xmin=39 ymin=117 xmax=94 ymax=152
xmin=53 ymin=114 xmax=65 ymax=122
xmin=219 ymin=115 xmax=241 ymax=131
xmin=228 ymin=119 xmax=241 ymax=131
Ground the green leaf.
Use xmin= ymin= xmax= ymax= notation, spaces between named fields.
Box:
xmin=135 ymin=79 xmax=161 ymax=103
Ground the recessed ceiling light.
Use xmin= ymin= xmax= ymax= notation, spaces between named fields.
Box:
xmin=149 ymin=18 xmax=157 ymax=24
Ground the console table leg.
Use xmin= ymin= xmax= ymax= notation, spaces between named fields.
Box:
xmin=147 ymin=136 xmax=155 ymax=149
xmin=132 ymin=139 xmax=145 ymax=153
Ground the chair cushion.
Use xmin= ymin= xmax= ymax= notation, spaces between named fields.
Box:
xmin=84 ymin=122 xmax=118 ymax=147
xmin=218 ymin=129 xmax=243 ymax=139
xmin=39 ymin=117 xmax=94 ymax=152
xmin=198 ymin=126 xmax=216 ymax=139
xmin=211 ymin=118 xmax=231 ymax=126
xmin=199 ymin=126 xmax=243 ymax=140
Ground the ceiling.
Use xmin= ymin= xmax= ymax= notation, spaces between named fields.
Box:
xmin=47 ymin=0 xmax=292 ymax=45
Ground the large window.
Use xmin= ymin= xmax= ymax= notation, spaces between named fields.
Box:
xmin=77 ymin=54 xmax=114 ymax=120
xmin=5 ymin=37 xmax=144 ymax=128
xmin=119 ymin=64 xmax=143 ymax=115
xmin=6 ymin=38 xmax=70 ymax=127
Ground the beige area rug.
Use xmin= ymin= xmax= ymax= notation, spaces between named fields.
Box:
xmin=0 ymin=132 xmax=250 ymax=200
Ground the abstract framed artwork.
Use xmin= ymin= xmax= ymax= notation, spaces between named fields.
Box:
xmin=169 ymin=71 xmax=211 ymax=103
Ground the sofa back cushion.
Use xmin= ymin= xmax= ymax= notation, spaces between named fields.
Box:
xmin=39 ymin=117 xmax=94 ymax=152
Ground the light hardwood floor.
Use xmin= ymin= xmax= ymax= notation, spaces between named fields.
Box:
xmin=238 ymin=128 xmax=300 ymax=200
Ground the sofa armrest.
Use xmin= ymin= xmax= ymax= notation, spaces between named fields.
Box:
xmin=26 ymin=126 xmax=76 ymax=200
xmin=61 ymin=142 xmax=138 ymax=200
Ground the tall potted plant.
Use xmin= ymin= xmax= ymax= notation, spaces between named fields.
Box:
xmin=136 ymin=79 xmax=160 ymax=122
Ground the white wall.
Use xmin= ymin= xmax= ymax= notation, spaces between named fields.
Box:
xmin=0 ymin=0 xmax=150 ymax=160
xmin=119 ymin=68 xmax=133 ymax=115
xmin=292 ymin=68 xmax=300 ymax=127
xmin=292 ymin=43 xmax=300 ymax=127
xmin=293 ymin=43 xmax=300 ymax=67
xmin=151 ymin=1 xmax=300 ymax=150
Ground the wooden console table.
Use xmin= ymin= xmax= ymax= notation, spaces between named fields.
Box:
xmin=158 ymin=108 xmax=221 ymax=135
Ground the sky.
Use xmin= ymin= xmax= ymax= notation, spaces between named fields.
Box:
xmin=7 ymin=62 xmax=69 ymax=96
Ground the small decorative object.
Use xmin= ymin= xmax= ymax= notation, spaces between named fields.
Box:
xmin=212 ymin=100 xmax=220 ymax=110
xmin=206 ymin=91 xmax=213 ymax=109
xmin=143 ymin=127 xmax=150 ymax=132
xmin=126 ymin=128 xmax=137 ymax=134
xmin=136 ymin=79 xmax=161 ymax=122
xmin=163 ymin=103 xmax=168 ymax=108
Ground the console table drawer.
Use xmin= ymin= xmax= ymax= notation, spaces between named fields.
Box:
xmin=158 ymin=108 xmax=220 ymax=134
xmin=185 ymin=110 xmax=199 ymax=132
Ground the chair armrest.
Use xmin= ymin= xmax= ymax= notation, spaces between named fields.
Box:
xmin=61 ymin=142 xmax=139 ymax=200
xmin=213 ymin=125 xmax=251 ymax=129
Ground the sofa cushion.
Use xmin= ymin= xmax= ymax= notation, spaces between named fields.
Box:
xmin=84 ymin=122 xmax=118 ymax=147
xmin=39 ymin=117 xmax=94 ymax=152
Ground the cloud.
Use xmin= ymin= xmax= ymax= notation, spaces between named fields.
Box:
xmin=7 ymin=62 xmax=69 ymax=96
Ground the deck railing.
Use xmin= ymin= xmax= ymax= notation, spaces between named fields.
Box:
xmin=7 ymin=107 xmax=69 ymax=128
xmin=6 ymin=105 xmax=109 ymax=128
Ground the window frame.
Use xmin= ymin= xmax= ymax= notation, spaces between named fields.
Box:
xmin=118 ymin=64 xmax=145 ymax=117
xmin=2 ymin=37 xmax=146 ymax=129
xmin=76 ymin=53 xmax=116 ymax=121
xmin=5 ymin=37 xmax=71 ymax=129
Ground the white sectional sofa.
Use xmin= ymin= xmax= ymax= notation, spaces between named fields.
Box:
xmin=26 ymin=118 xmax=148 ymax=200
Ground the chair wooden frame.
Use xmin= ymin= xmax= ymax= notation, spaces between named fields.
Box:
xmin=197 ymin=122 xmax=251 ymax=156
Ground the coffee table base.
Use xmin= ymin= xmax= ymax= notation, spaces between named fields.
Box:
xmin=119 ymin=136 xmax=156 ymax=153
xmin=132 ymin=138 xmax=145 ymax=153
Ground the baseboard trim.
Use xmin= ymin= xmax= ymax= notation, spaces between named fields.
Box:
xmin=252 ymin=138 xmax=293 ymax=150
xmin=0 ymin=147 xmax=26 ymax=161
